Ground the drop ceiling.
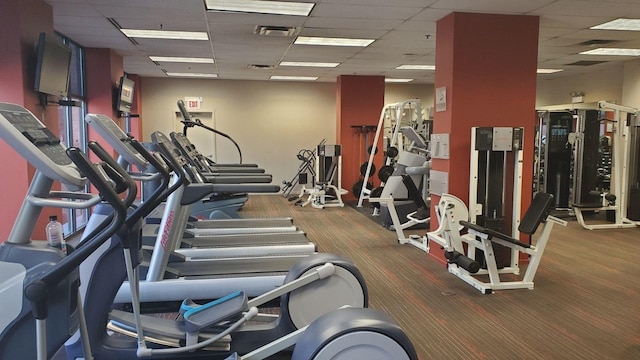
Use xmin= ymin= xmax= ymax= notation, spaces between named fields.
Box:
xmin=44 ymin=0 xmax=640 ymax=83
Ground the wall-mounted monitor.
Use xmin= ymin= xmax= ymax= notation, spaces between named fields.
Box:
xmin=115 ymin=76 xmax=135 ymax=116
xmin=34 ymin=32 xmax=72 ymax=97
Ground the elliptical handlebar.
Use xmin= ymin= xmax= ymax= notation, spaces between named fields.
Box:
xmin=129 ymin=137 xmax=170 ymax=179
xmin=24 ymin=146 xmax=129 ymax=321
xmin=122 ymin=138 xmax=177 ymax=225
xmin=87 ymin=141 xmax=137 ymax=206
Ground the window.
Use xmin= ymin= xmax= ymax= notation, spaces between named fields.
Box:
xmin=56 ymin=34 xmax=88 ymax=236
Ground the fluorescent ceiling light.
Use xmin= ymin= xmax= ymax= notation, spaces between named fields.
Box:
xmin=205 ymin=0 xmax=314 ymax=16
xmin=385 ymin=78 xmax=414 ymax=83
xmin=591 ymin=18 xmax=640 ymax=31
xmin=166 ymin=72 xmax=218 ymax=78
xmin=396 ymin=65 xmax=435 ymax=70
xmin=150 ymin=56 xmax=214 ymax=63
xmin=579 ymin=48 xmax=640 ymax=56
xmin=537 ymin=69 xmax=563 ymax=74
xmin=270 ymin=75 xmax=318 ymax=81
xmin=295 ymin=36 xmax=374 ymax=47
xmin=280 ymin=61 xmax=339 ymax=68
xmin=121 ymin=29 xmax=209 ymax=40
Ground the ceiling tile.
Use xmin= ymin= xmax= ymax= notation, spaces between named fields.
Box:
xmin=43 ymin=0 xmax=640 ymax=84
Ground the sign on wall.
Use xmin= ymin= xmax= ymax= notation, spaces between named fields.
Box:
xmin=435 ymin=87 xmax=446 ymax=112
xmin=184 ymin=96 xmax=202 ymax=111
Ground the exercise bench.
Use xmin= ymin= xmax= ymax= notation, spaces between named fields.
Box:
xmin=429 ymin=192 xmax=567 ymax=294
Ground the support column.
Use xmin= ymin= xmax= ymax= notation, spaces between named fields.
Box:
xmin=336 ymin=75 xmax=385 ymax=200
xmin=431 ymin=12 xmax=539 ymax=262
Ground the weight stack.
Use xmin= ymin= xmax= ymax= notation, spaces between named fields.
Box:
xmin=477 ymin=217 xmax=510 ymax=269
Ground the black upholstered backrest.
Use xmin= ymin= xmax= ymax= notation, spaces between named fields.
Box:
xmin=518 ymin=193 xmax=554 ymax=235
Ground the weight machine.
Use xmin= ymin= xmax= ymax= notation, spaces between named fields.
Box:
xmin=292 ymin=144 xmax=347 ymax=209
xmin=281 ymin=140 xmax=325 ymax=199
xmin=427 ymin=192 xmax=566 ymax=294
xmin=534 ymin=109 xmax=575 ymax=209
xmin=369 ymin=126 xmax=431 ymax=247
xmin=573 ymin=101 xmax=640 ymax=230
xmin=357 ymin=99 xmax=426 ymax=207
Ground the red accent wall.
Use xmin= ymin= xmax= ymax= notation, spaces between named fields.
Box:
xmin=431 ymin=12 xmax=539 ymax=262
xmin=336 ymin=75 xmax=385 ymax=200
xmin=0 ymin=0 xmax=60 ymax=241
xmin=85 ymin=48 xmax=124 ymax=160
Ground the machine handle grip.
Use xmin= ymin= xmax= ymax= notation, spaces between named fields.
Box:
xmin=121 ymin=140 xmax=178 ymax=228
xmin=177 ymin=100 xmax=192 ymax=122
xmin=129 ymin=137 xmax=171 ymax=179
xmin=24 ymin=147 xmax=127 ymax=320
xmin=87 ymin=141 xmax=137 ymax=208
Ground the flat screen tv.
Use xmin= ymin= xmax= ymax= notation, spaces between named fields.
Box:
xmin=116 ymin=76 xmax=135 ymax=116
xmin=34 ymin=32 xmax=72 ymax=97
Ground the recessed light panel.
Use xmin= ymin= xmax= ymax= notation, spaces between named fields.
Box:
xmin=579 ymin=48 xmax=640 ymax=56
xmin=537 ymin=69 xmax=563 ymax=74
xmin=396 ymin=65 xmax=435 ymax=70
xmin=150 ymin=56 xmax=214 ymax=63
xmin=280 ymin=61 xmax=339 ymax=68
xmin=591 ymin=18 xmax=640 ymax=31
xmin=121 ymin=29 xmax=209 ymax=40
xmin=270 ymin=76 xmax=318 ymax=81
xmin=166 ymin=72 xmax=218 ymax=78
xmin=205 ymin=0 xmax=314 ymax=16
xmin=295 ymin=36 xmax=374 ymax=47
xmin=385 ymin=78 xmax=414 ymax=83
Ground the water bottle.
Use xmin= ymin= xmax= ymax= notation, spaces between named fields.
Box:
xmin=46 ymin=215 xmax=66 ymax=255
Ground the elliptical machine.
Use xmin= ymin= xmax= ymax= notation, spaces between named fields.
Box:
xmin=0 ymin=102 xmax=131 ymax=360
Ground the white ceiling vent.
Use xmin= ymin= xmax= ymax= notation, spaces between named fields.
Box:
xmin=254 ymin=25 xmax=300 ymax=37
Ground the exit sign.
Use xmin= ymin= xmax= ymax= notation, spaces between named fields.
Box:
xmin=184 ymin=97 xmax=202 ymax=111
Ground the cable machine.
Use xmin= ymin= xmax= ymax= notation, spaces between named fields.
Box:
xmin=572 ymin=101 xmax=640 ymax=230
xmin=534 ymin=110 xmax=574 ymax=209
xmin=357 ymin=99 xmax=425 ymax=207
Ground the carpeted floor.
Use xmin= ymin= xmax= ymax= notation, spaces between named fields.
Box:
xmin=244 ymin=195 xmax=640 ymax=360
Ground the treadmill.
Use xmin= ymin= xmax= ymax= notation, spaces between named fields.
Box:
xmin=170 ymin=131 xmax=302 ymax=231
xmin=140 ymin=133 xmax=298 ymax=239
xmin=108 ymin=131 xmax=317 ymax=303
xmin=85 ymin=114 xmax=312 ymax=255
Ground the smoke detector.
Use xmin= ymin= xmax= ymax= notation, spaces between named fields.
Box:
xmin=254 ymin=25 xmax=300 ymax=37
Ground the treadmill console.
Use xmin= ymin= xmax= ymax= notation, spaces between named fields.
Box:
xmin=0 ymin=103 xmax=84 ymax=186
xmin=170 ymin=132 xmax=209 ymax=171
xmin=2 ymin=109 xmax=70 ymax=166
xmin=85 ymin=114 xmax=148 ymax=169
xmin=153 ymin=131 xmax=206 ymax=183
xmin=151 ymin=131 xmax=188 ymax=168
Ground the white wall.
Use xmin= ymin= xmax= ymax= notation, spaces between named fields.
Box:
xmin=141 ymin=78 xmax=434 ymax=187
xmin=141 ymin=78 xmax=338 ymax=186
xmin=141 ymin=70 xmax=639 ymax=189
xmin=384 ymin=83 xmax=434 ymax=111
xmin=622 ymin=59 xmax=640 ymax=108
xmin=535 ymin=65 xmax=624 ymax=107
